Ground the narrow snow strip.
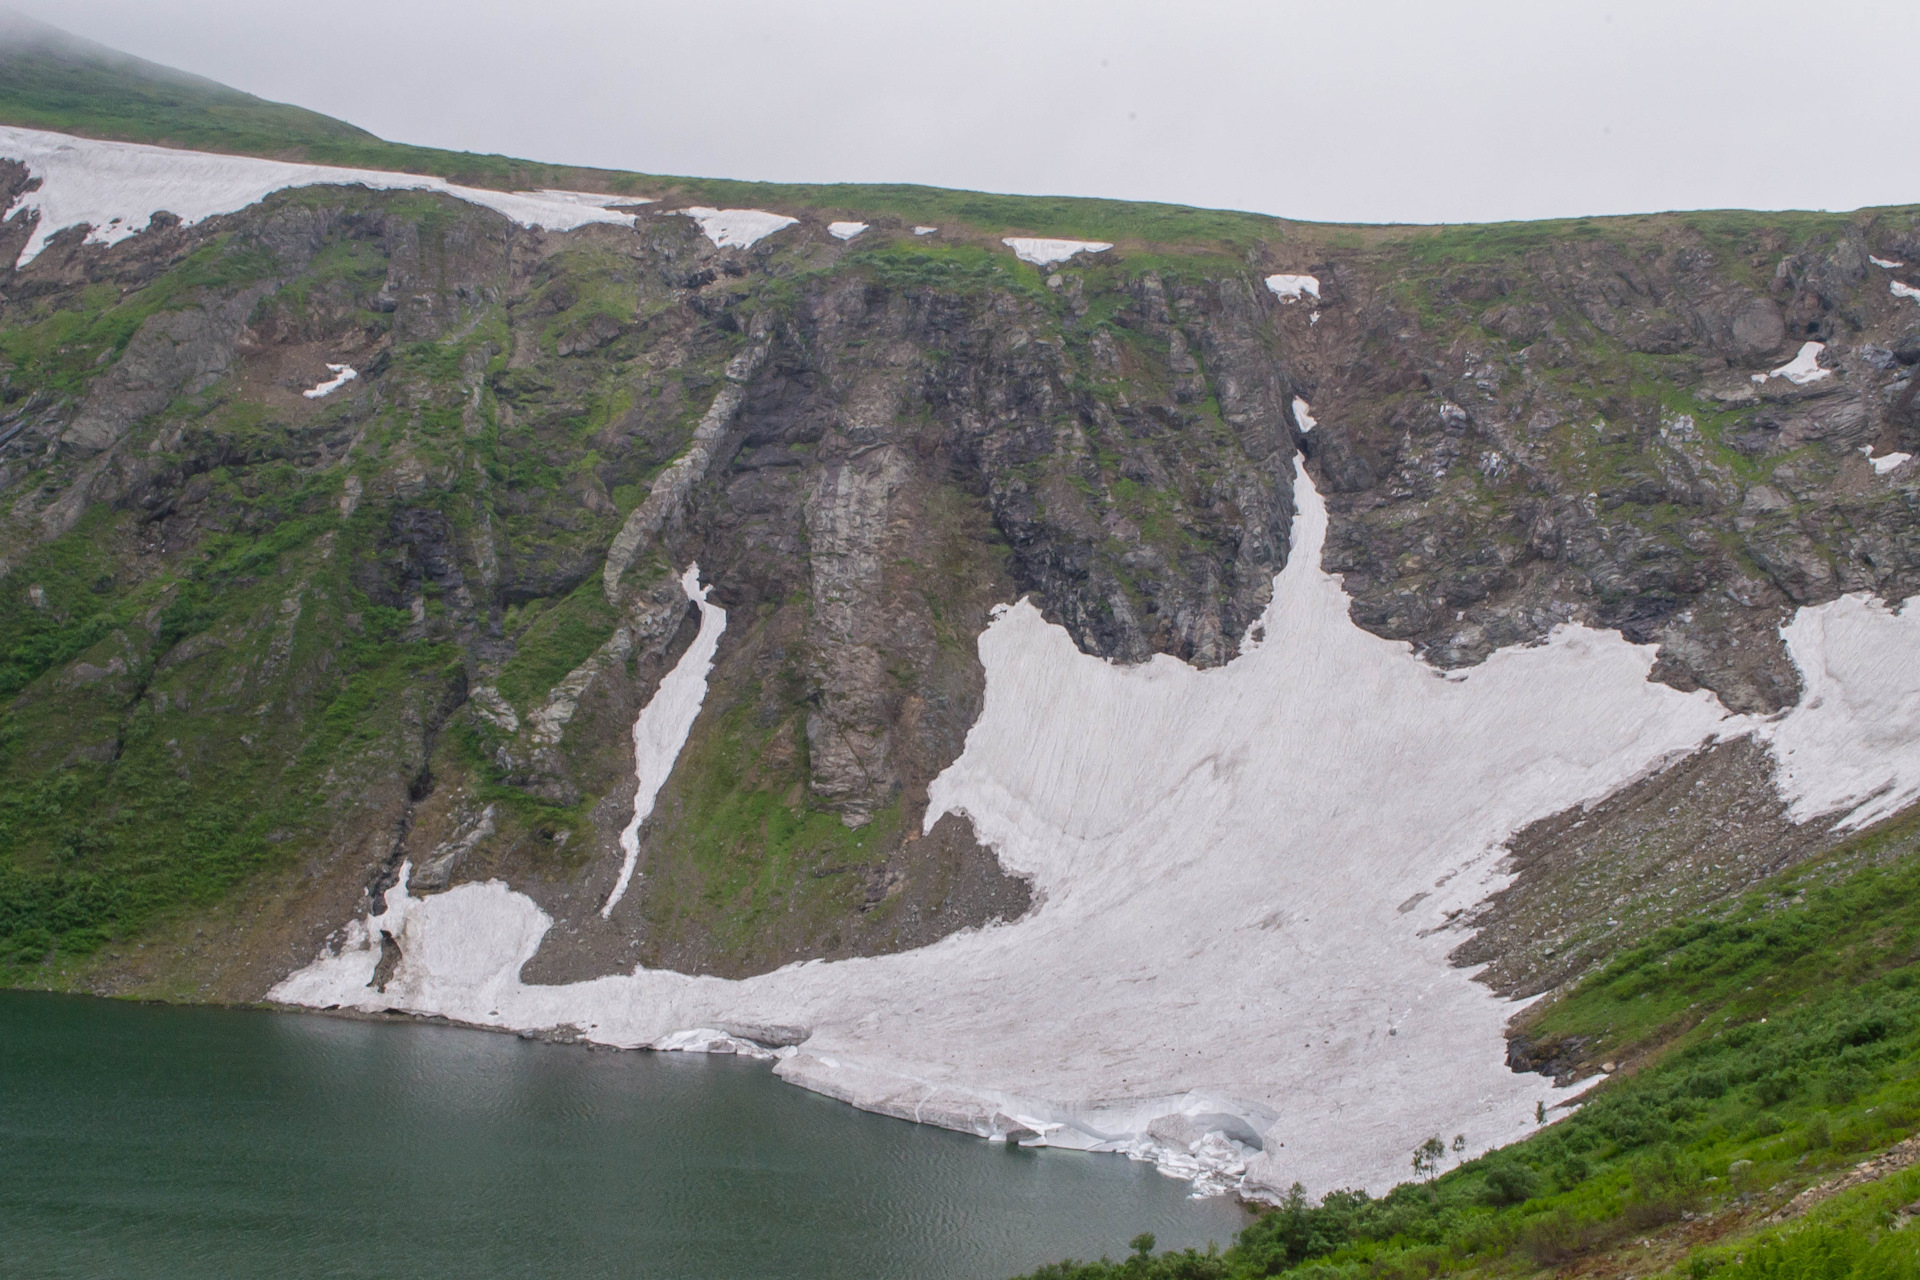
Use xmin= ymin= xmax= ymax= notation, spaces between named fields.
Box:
xmin=1862 ymin=447 xmax=1913 ymax=476
xmin=1265 ymin=273 xmax=1320 ymax=302
xmin=302 ymin=363 xmax=357 ymax=399
xmin=1292 ymin=396 xmax=1317 ymax=433
xmin=678 ymin=207 xmax=797 ymax=249
xmin=1752 ymin=340 xmax=1830 ymax=385
xmin=370 ymin=862 xmax=414 ymax=941
xmin=1002 ymin=237 xmax=1111 ymax=266
xmin=1871 ymin=256 xmax=1905 ymax=269
xmin=273 ymin=425 xmax=1920 ymax=1198
xmin=913 ymin=225 xmax=938 ymax=236
xmin=601 ymin=564 xmax=728 ymax=917
xmin=1894 ymin=281 xmax=1920 ymax=303
xmin=524 ymin=189 xmax=655 ymax=208
xmin=827 ymin=221 xmax=868 ymax=241
xmin=0 ymin=125 xmax=639 ymax=266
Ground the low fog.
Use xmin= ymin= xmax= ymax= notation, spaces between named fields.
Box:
xmin=13 ymin=0 xmax=1919 ymax=224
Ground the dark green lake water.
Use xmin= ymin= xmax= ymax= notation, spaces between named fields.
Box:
xmin=0 ymin=990 xmax=1248 ymax=1279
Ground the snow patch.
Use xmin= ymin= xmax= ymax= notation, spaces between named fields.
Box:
xmin=1871 ymin=256 xmax=1905 ymax=269
xmin=1752 ymin=340 xmax=1830 ymax=385
xmin=913 ymin=225 xmax=939 ymax=236
xmin=1292 ymin=396 xmax=1317 ymax=434
xmin=524 ymin=189 xmax=654 ymax=208
xmin=1893 ymin=281 xmax=1920 ymax=304
xmin=1265 ymin=273 xmax=1320 ymax=302
xmin=654 ymin=1027 xmax=780 ymax=1060
xmin=0 ymin=125 xmax=639 ymax=266
xmin=301 ymin=363 xmax=357 ymax=399
xmin=827 ymin=221 xmax=868 ymax=241
xmin=275 ymin=429 xmax=1920 ymax=1197
xmin=1761 ymin=595 xmax=1920 ymax=829
xmin=601 ymin=565 xmax=727 ymax=917
xmin=678 ymin=207 xmax=797 ymax=249
xmin=1002 ymin=237 xmax=1111 ymax=266
xmin=1862 ymin=447 xmax=1913 ymax=476
xmin=277 ymin=860 xmax=418 ymax=999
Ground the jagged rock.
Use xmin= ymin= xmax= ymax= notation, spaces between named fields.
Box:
xmin=804 ymin=444 xmax=911 ymax=825
xmin=411 ymin=804 xmax=497 ymax=892
xmin=556 ymin=312 xmax=623 ymax=356
xmin=602 ymin=317 xmax=771 ymax=600
xmin=61 ymin=286 xmax=270 ymax=457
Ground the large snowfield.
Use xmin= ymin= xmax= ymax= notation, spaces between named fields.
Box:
xmin=273 ymin=443 xmax=1920 ymax=1198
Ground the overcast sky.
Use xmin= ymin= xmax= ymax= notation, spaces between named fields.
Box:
xmin=17 ymin=0 xmax=1920 ymax=225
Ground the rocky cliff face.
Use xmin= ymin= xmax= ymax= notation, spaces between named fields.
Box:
xmin=2 ymin=132 xmax=1918 ymax=1000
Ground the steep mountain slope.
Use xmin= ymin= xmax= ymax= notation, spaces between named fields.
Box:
xmin=4 ymin=19 xmax=1920 ymax=1201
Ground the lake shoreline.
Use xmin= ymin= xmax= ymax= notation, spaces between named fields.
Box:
xmin=2 ymin=987 xmax=1250 ymax=1279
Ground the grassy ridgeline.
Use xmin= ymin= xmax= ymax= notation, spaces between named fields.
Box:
xmin=0 ymin=22 xmax=1290 ymax=251
xmin=1018 ymin=814 xmax=1920 ymax=1280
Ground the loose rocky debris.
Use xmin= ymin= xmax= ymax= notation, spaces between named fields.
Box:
xmin=1455 ymin=737 xmax=1837 ymax=1000
xmin=1768 ymin=1135 xmax=1920 ymax=1223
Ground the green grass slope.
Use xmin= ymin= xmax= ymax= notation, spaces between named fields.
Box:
xmin=7 ymin=11 xmax=1915 ymax=263
xmin=0 ymin=10 xmax=378 ymax=152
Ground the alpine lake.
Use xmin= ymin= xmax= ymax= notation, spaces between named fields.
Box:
xmin=1 ymin=990 xmax=1249 ymax=1278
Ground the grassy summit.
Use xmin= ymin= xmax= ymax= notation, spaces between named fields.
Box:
xmin=0 ymin=7 xmax=1290 ymax=249
xmin=0 ymin=10 xmax=377 ymax=155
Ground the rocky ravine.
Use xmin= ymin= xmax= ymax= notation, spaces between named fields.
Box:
xmin=3 ymin=127 xmax=1920 ymax=1186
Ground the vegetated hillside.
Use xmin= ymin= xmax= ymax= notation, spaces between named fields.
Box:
xmin=0 ymin=17 xmax=1919 ymax=1213
xmin=0 ymin=9 xmax=377 ymax=153
xmin=1019 ymin=809 xmax=1920 ymax=1280
xmin=0 ymin=7 xmax=574 ymax=192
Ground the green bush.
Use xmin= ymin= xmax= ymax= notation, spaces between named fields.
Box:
xmin=1478 ymin=1160 xmax=1537 ymax=1207
xmin=1715 ymin=1225 xmax=1920 ymax=1280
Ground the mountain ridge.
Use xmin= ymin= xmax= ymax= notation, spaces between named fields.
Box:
xmin=1 ymin=9 xmax=1899 ymax=245
xmin=2 ymin=18 xmax=1920 ymax=1250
